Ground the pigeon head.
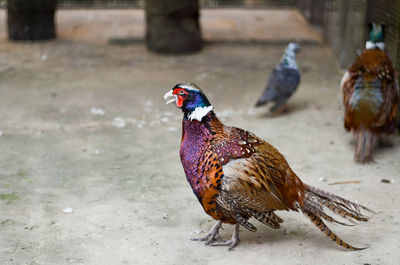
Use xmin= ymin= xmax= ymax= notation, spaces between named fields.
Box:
xmin=281 ymin=43 xmax=300 ymax=68
xmin=164 ymin=82 xmax=213 ymax=121
xmin=287 ymin=43 xmax=300 ymax=53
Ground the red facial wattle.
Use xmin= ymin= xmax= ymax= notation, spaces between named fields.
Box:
xmin=173 ymin=88 xmax=188 ymax=108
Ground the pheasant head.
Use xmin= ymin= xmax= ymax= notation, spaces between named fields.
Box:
xmin=164 ymin=82 xmax=213 ymax=121
xmin=366 ymin=23 xmax=385 ymax=50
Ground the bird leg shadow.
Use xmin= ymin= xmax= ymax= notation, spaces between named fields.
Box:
xmin=378 ymin=135 xmax=393 ymax=147
xmin=270 ymin=100 xmax=289 ymax=113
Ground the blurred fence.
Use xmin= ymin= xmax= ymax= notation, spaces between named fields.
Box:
xmin=57 ymin=0 xmax=143 ymax=8
xmin=2 ymin=0 xmax=400 ymax=72
xmin=56 ymin=0 xmax=296 ymax=8
xmin=367 ymin=0 xmax=400 ymax=74
xmin=297 ymin=0 xmax=400 ymax=72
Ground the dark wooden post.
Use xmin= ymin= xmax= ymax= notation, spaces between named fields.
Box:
xmin=309 ymin=0 xmax=324 ymax=25
xmin=7 ymin=0 xmax=57 ymax=41
xmin=145 ymin=0 xmax=202 ymax=53
xmin=336 ymin=0 xmax=367 ymax=68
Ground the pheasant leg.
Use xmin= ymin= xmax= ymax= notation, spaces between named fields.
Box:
xmin=209 ymin=223 xmax=240 ymax=250
xmin=190 ymin=221 xmax=222 ymax=244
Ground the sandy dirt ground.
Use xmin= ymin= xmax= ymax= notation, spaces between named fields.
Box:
xmin=0 ymin=9 xmax=399 ymax=265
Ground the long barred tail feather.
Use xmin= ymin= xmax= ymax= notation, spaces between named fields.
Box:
xmin=302 ymin=210 xmax=367 ymax=251
xmin=304 ymin=184 xmax=374 ymax=214
xmin=354 ymin=128 xmax=377 ymax=163
xmin=301 ymin=184 xmax=373 ymax=250
xmin=302 ymin=197 xmax=355 ymax=226
xmin=317 ymin=199 xmax=369 ymax=222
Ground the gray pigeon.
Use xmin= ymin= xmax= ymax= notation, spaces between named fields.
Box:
xmin=255 ymin=43 xmax=300 ymax=112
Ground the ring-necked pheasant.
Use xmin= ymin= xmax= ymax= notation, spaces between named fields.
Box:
xmin=341 ymin=23 xmax=399 ymax=163
xmin=164 ymin=82 xmax=372 ymax=250
xmin=255 ymin=43 xmax=300 ymax=112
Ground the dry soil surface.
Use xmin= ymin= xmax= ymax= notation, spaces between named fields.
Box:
xmin=0 ymin=9 xmax=399 ymax=265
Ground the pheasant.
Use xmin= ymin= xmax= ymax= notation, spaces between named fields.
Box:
xmin=341 ymin=23 xmax=399 ymax=163
xmin=164 ymin=82 xmax=372 ymax=250
xmin=255 ymin=42 xmax=300 ymax=112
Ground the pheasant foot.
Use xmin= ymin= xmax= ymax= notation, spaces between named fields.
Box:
xmin=190 ymin=221 xmax=222 ymax=244
xmin=209 ymin=223 xmax=240 ymax=251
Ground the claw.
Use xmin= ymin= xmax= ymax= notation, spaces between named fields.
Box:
xmin=208 ymin=223 xmax=240 ymax=250
xmin=205 ymin=238 xmax=217 ymax=245
xmin=191 ymin=222 xmax=241 ymax=250
xmin=190 ymin=221 xmax=222 ymax=243
xmin=209 ymin=239 xmax=239 ymax=251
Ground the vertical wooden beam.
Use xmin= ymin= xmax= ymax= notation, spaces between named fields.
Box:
xmin=336 ymin=0 xmax=367 ymax=68
xmin=7 ymin=0 xmax=57 ymax=41
xmin=145 ymin=0 xmax=202 ymax=54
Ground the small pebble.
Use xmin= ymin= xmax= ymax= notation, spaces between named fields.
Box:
xmin=62 ymin=207 xmax=73 ymax=213
xmin=381 ymin=179 xmax=394 ymax=184
xmin=190 ymin=230 xmax=205 ymax=234
xmin=90 ymin=107 xmax=105 ymax=115
xmin=112 ymin=117 xmax=126 ymax=128
xmin=160 ymin=117 xmax=169 ymax=123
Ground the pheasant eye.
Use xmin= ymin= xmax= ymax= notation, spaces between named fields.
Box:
xmin=179 ymin=91 xmax=186 ymax=96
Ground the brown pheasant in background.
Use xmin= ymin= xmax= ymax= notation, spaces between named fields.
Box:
xmin=164 ymin=82 xmax=372 ymax=251
xmin=341 ymin=23 xmax=399 ymax=163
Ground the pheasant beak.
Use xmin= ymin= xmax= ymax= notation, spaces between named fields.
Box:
xmin=163 ymin=90 xmax=177 ymax=105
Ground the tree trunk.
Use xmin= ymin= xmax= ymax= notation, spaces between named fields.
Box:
xmin=7 ymin=0 xmax=57 ymax=41
xmin=145 ymin=0 xmax=202 ymax=53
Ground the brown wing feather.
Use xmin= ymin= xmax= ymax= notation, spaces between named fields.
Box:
xmin=209 ymin=123 xmax=305 ymax=214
